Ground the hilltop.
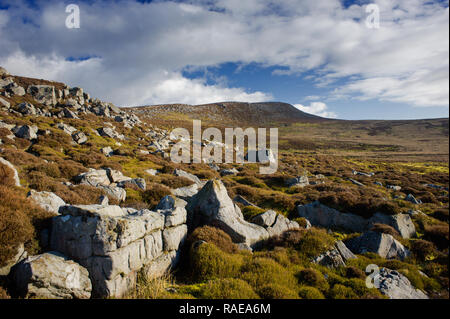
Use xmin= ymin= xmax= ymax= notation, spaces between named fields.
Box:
xmin=0 ymin=67 xmax=448 ymax=300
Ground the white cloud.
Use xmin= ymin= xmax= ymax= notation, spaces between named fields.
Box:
xmin=0 ymin=0 xmax=447 ymax=110
xmin=294 ymin=102 xmax=337 ymax=118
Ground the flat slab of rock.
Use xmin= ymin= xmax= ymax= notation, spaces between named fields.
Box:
xmin=11 ymin=252 xmax=92 ymax=299
xmin=173 ymin=169 xmax=204 ymax=186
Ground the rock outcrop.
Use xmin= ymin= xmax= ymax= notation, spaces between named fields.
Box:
xmin=50 ymin=202 xmax=188 ymax=297
xmin=10 ymin=252 xmax=92 ymax=299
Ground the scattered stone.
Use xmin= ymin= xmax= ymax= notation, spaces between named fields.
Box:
xmin=346 ymin=231 xmax=410 ymax=260
xmin=0 ymin=97 xmax=10 ymax=108
xmin=286 ymin=175 xmax=309 ymax=187
xmin=172 ymin=183 xmax=199 ymax=200
xmin=101 ymin=146 xmax=114 ymax=157
xmin=369 ymin=212 xmax=416 ymax=239
xmin=387 ymin=185 xmax=402 ymax=191
xmin=145 ymin=168 xmax=158 ymax=176
xmin=57 ymin=123 xmax=77 ymax=135
xmin=220 ymin=168 xmax=239 ymax=176
xmin=377 ymin=268 xmax=428 ymax=299
xmin=27 ymin=190 xmax=65 ymax=214
xmin=97 ymin=184 xmax=127 ymax=202
xmin=233 ymin=195 xmax=258 ymax=207
xmin=296 ymin=201 xmax=367 ymax=233
xmin=10 ymin=251 xmax=92 ymax=299
xmin=12 ymin=125 xmax=38 ymax=140
xmin=98 ymin=127 xmax=124 ymax=140
xmin=405 ymin=194 xmax=422 ymax=205
xmin=72 ymin=131 xmax=87 ymax=144
xmin=349 ymin=178 xmax=365 ymax=187
xmin=374 ymin=181 xmax=383 ymax=186
xmin=352 ymin=170 xmax=374 ymax=177
xmin=18 ymin=102 xmax=36 ymax=115
xmin=117 ymin=178 xmax=147 ymax=190
xmin=173 ymin=169 xmax=204 ymax=186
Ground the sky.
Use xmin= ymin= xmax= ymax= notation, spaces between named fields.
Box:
xmin=0 ymin=0 xmax=448 ymax=120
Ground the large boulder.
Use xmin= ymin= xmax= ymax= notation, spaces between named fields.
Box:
xmin=27 ymin=85 xmax=56 ymax=106
xmin=377 ymin=268 xmax=428 ymax=299
xmin=75 ymin=168 xmax=110 ymax=187
xmin=297 ymin=202 xmax=415 ymax=239
xmin=27 ymin=190 xmax=65 ymax=214
xmin=346 ymin=231 xmax=410 ymax=260
xmin=97 ymin=127 xmax=124 ymax=140
xmin=0 ymin=157 xmax=21 ymax=186
xmin=0 ymin=66 xmax=9 ymax=76
xmin=296 ymin=201 xmax=367 ymax=233
xmin=368 ymin=212 xmax=416 ymax=239
xmin=187 ymin=180 xmax=272 ymax=247
xmin=17 ymin=102 xmax=36 ymax=115
xmin=10 ymin=252 xmax=92 ymax=299
xmin=12 ymin=125 xmax=38 ymax=140
xmin=0 ymin=97 xmax=10 ymax=108
xmin=172 ymin=183 xmax=199 ymax=200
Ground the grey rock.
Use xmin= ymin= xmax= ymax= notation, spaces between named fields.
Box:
xmin=98 ymin=195 xmax=109 ymax=205
xmin=286 ymin=175 xmax=309 ymax=187
xmin=117 ymin=178 xmax=146 ymax=190
xmin=0 ymin=66 xmax=9 ymax=76
xmin=377 ymin=268 xmax=428 ymax=299
xmin=162 ymin=224 xmax=188 ymax=251
xmin=186 ymin=180 xmax=270 ymax=247
xmin=369 ymin=212 xmax=416 ymax=239
xmin=11 ymin=252 xmax=92 ymax=299
xmin=0 ymin=97 xmax=10 ymax=108
xmin=27 ymin=190 xmax=65 ymax=214
xmin=72 ymin=131 xmax=87 ymax=144
xmin=101 ymin=146 xmax=114 ymax=157
xmin=63 ymin=108 xmax=79 ymax=119
xmin=296 ymin=201 xmax=367 ymax=233
xmin=97 ymin=127 xmax=124 ymax=140
xmin=220 ymin=168 xmax=239 ymax=176
xmin=97 ymin=184 xmax=127 ymax=202
xmin=405 ymin=194 xmax=422 ymax=205
xmin=387 ymin=185 xmax=402 ymax=191
xmin=251 ymin=210 xmax=277 ymax=227
xmin=18 ymin=102 xmax=36 ymax=115
xmin=13 ymin=125 xmax=38 ymax=140
xmin=173 ymin=169 xmax=204 ymax=186
xmin=145 ymin=168 xmax=158 ymax=176
xmin=233 ymin=195 xmax=258 ymax=207
xmin=172 ymin=183 xmax=199 ymax=200
xmin=7 ymin=83 xmax=25 ymax=96
xmin=346 ymin=231 xmax=410 ymax=260
xmin=27 ymin=85 xmax=56 ymax=106
xmin=349 ymin=178 xmax=365 ymax=187
xmin=56 ymin=123 xmax=77 ymax=135
xmin=75 ymin=168 xmax=110 ymax=187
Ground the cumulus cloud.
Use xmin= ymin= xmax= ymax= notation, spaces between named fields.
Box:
xmin=0 ymin=0 xmax=447 ymax=110
xmin=294 ymin=102 xmax=337 ymax=118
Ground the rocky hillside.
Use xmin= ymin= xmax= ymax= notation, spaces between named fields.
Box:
xmin=128 ymin=101 xmax=322 ymax=126
xmin=0 ymin=66 xmax=448 ymax=300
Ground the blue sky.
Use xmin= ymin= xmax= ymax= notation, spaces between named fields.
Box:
xmin=0 ymin=0 xmax=448 ymax=120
